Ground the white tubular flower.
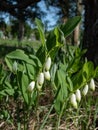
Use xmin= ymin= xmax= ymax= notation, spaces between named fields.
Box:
xmin=27 ymin=81 xmax=35 ymax=92
xmin=82 ymin=84 xmax=89 ymax=96
xmin=70 ymin=94 xmax=77 ymax=109
xmin=12 ymin=61 xmax=17 ymax=73
xmin=89 ymin=78 xmax=95 ymax=91
xmin=37 ymin=72 xmax=44 ymax=86
xmin=45 ymin=57 xmax=51 ymax=71
xmin=37 ymin=81 xmax=42 ymax=91
xmin=44 ymin=71 xmax=50 ymax=81
xmin=76 ymin=89 xmax=81 ymax=102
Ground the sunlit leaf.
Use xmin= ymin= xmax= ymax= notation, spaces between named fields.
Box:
xmin=35 ymin=18 xmax=46 ymax=46
xmin=60 ymin=16 xmax=81 ymax=37
xmin=6 ymin=49 xmax=36 ymax=66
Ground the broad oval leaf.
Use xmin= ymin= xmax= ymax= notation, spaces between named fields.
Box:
xmin=5 ymin=49 xmax=36 ymax=66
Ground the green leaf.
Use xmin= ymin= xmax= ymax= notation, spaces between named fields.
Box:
xmin=54 ymin=27 xmax=65 ymax=45
xmin=94 ymin=66 xmax=98 ymax=78
xmin=50 ymin=63 xmax=57 ymax=82
xmin=5 ymin=57 xmax=13 ymax=71
xmin=18 ymin=72 xmax=29 ymax=105
xmin=60 ymin=16 xmax=81 ymax=37
xmin=72 ymin=70 xmax=84 ymax=91
xmin=46 ymin=16 xmax=81 ymax=53
xmin=54 ymin=84 xmax=68 ymax=114
xmin=82 ymin=61 xmax=94 ymax=80
xmin=35 ymin=18 xmax=45 ymax=45
xmin=36 ymin=46 xmax=46 ymax=64
xmin=46 ymin=27 xmax=63 ymax=54
xmin=66 ymin=76 xmax=73 ymax=92
xmin=30 ymin=90 xmax=37 ymax=106
xmin=54 ymin=70 xmax=68 ymax=114
xmin=25 ymin=63 xmax=37 ymax=80
xmin=29 ymin=54 xmax=42 ymax=68
xmin=0 ymin=90 xmax=6 ymax=96
xmin=49 ymin=45 xmax=60 ymax=60
xmin=67 ymin=56 xmax=82 ymax=75
xmin=6 ymin=49 xmax=36 ymax=66
xmin=54 ymin=97 xmax=61 ymax=114
xmin=46 ymin=30 xmax=56 ymax=52
xmin=4 ymin=81 xmax=14 ymax=96
xmin=72 ymin=61 xmax=95 ymax=91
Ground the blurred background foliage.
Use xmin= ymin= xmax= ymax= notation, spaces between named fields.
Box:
xmin=0 ymin=0 xmax=98 ymax=65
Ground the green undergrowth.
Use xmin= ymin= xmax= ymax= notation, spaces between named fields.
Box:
xmin=0 ymin=16 xmax=98 ymax=130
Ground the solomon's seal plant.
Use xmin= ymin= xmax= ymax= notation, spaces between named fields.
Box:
xmin=4 ymin=16 xmax=98 ymax=129
xmin=89 ymin=78 xmax=95 ymax=91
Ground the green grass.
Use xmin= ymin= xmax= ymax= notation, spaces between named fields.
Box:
xmin=0 ymin=38 xmax=41 ymax=59
xmin=0 ymin=38 xmax=41 ymax=49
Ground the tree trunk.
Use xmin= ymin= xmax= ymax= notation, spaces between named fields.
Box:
xmin=18 ymin=19 xmax=24 ymax=42
xmin=73 ymin=24 xmax=80 ymax=45
xmin=83 ymin=0 xmax=98 ymax=65
xmin=73 ymin=0 xmax=83 ymax=46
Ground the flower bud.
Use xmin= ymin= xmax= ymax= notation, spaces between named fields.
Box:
xmin=45 ymin=57 xmax=51 ymax=71
xmin=27 ymin=81 xmax=35 ymax=92
xmin=70 ymin=94 xmax=77 ymax=109
xmin=37 ymin=72 xmax=44 ymax=86
xmin=44 ymin=71 xmax=50 ymax=81
xmin=76 ymin=89 xmax=81 ymax=102
xmin=12 ymin=61 xmax=17 ymax=73
xmin=89 ymin=78 xmax=95 ymax=91
xmin=82 ymin=84 xmax=89 ymax=96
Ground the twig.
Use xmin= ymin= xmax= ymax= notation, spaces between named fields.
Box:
xmin=0 ymin=122 xmax=5 ymax=128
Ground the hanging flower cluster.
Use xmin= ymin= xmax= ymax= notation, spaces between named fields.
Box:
xmin=27 ymin=57 xmax=52 ymax=92
xmin=70 ymin=89 xmax=81 ymax=109
xmin=82 ymin=78 xmax=95 ymax=96
xmin=44 ymin=57 xmax=51 ymax=81
xmin=70 ymin=78 xmax=95 ymax=109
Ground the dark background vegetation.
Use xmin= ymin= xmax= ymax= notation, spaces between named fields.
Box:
xmin=0 ymin=0 xmax=98 ymax=64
